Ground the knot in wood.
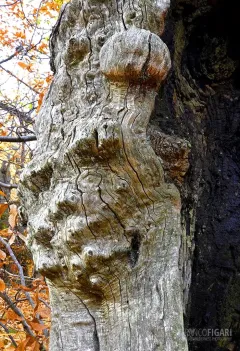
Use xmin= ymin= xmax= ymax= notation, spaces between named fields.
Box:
xmin=100 ymin=27 xmax=171 ymax=88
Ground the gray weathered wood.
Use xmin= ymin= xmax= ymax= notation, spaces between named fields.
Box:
xmin=19 ymin=1 xmax=188 ymax=350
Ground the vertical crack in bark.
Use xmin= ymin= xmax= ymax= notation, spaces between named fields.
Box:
xmin=129 ymin=231 xmax=141 ymax=267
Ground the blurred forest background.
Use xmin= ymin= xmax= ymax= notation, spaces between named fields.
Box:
xmin=0 ymin=1 xmax=65 ymax=349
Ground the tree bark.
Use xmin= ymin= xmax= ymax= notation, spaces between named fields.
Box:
xmin=19 ymin=0 xmax=188 ymax=350
xmin=153 ymin=1 xmax=240 ymax=350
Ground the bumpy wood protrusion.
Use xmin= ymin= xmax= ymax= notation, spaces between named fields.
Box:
xmin=19 ymin=1 xmax=188 ymax=350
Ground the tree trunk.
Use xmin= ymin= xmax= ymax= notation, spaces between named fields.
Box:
xmin=19 ymin=0 xmax=240 ymax=350
xmin=19 ymin=0 xmax=188 ymax=350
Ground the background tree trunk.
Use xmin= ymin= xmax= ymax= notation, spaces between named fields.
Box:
xmin=19 ymin=1 xmax=189 ymax=350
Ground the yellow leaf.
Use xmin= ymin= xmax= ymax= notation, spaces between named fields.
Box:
xmin=0 ymin=203 xmax=8 ymax=218
xmin=0 ymin=278 xmax=6 ymax=291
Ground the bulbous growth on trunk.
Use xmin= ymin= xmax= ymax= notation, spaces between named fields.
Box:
xmin=19 ymin=0 xmax=188 ymax=350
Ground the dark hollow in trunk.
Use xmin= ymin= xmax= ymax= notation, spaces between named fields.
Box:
xmin=151 ymin=1 xmax=240 ymax=349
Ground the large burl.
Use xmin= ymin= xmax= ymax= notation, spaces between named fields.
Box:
xmin=19 ymin=0 xmax=188 ymax=350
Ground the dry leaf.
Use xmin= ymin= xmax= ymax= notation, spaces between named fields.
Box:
xmin=8 ymin=204 xmax=18 ymax=229
xmin=0 ymin=278 xmax=6 ymax=291
xmin=8 ymin=233 xmax=16 ymax=246
xmin=29 ymin=321 xmax=47 ymax=332
xmin=0 ymin=203 xmax=8 ymax=218
xmin=0 ymin=249 xmax=6 ymax=260
xmin=15 ymin=337 xmax=29 ymax=351
xmin=30 ymin=341 xmax=40 ymax=351
xmin=0 ymin=340 xmax=4 ymax=347
xmin=6 ymin=310 xmax=22 ymax=321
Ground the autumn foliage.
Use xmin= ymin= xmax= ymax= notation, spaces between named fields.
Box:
xmin=0 ymin=0 xmax=64 ymax=349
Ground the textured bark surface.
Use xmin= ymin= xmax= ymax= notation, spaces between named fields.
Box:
xmin=154 ymin=1 xmax=240 ymax=350
xmin=19 ymin=1 xmax=188 ymax=350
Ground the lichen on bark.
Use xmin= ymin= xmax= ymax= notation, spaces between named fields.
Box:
xmin=19 ymin=0 xmax=188 ymax=350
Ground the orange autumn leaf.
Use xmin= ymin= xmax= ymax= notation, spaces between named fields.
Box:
xmin=18 ymin=61 xmax=28 ymax=69
xmin=37 ymin=307 xmax=50 ymax=318
xmin=29 ymin=321 xmax=47 ymax=332
xmin=46 ymin=74 xmax=53 ymax=83
xmin=17 ymin=61 xmax=34 ymax=72
xmin=15 ymin=31 xmax=26 ymax=39
xmin=0 ymin=203 xmax=8 ymax=217
xmin=18 ymin=61 xmax=29 ymax=70
xmin=0 ymin=340 xmax=4 ymax=347
xmin=0 ymin=278 xmax=6 ymax=292
xmin=38 ymin=42 xmax=48 ymax=54
xmin=0 ymin=128 xmax=7 ymax=136
xmin=15 ymin=337 xmax=30 ymax=351
xmin=6 ymin=310 xmax=22 ymax=321
xmin=19 ymin=284 xmax=37 ymax=292
xmin=30 ymin=341 xmax=40 ymax=351
xmin=36 ymin=91 xmax=45 ymax=112
xmin=0 ymin=190 xmax=6 ymax=197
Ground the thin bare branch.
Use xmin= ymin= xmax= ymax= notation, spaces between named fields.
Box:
xmin=0 ymin=292 xmax=34 ymax=336
xmin=0 ymin=102 xmax=33 ymax=123
xmin=0 ymin=0 xmax=19 ymax=7
xmin=0 ymin=65 xmax=40 ymax=94
xmin=39 ymin=298 xmax=51 ymax=310
xmin=0 ymin=321 xmax=18 ymax=347
xmin=0 ymin=236 xmax=35 ymax=308
xmin=0 ymin=46 xmax=23 ymax=65
xmin=0 ymin=237 xmax=49 ymax=338
xmin=0 ymin=135 xmax=36 ymax=142
xmin=0 ymin=268 xmax=34 ymax=280
xmin=0 ymin=181 xmax=17 ymax=189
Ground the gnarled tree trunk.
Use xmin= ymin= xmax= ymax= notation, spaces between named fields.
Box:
xmin=19 ymin=0 xmax=189 ymax=350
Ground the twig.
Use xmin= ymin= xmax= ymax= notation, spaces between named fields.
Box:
xmin=0 ymin=102 xmax=33 ymax=123
xmin=0 ymin=237 xmax=49 ymax=337
xmin=0 ymin=181 xmax=17 ymax=189
xmin=0 ymin=268 xmax=34 ymax=280
xmin=0 ymin=135 xmax=36 ymax=142
xmin=0 ymin=46 xmax=23 ymax=65
xmin=0 ymin=237 xmax=35 ymax=307
xmin=0 ymin=52 xmax=18 ymax=65
xmin=0 ymin=0 xmax=19 ymax=7
xmin=0 ymin=292 xmax=34 ymax=336
xmin=39 ymin=298 xmax=51 ymax=310
xmin=0 ymin=65 xmax=39 ymax=94
xmin=0 ymin=321 xmax=18 ymax=347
